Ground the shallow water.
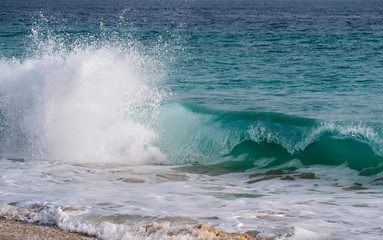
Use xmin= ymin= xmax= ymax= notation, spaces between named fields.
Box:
xmin=2 ymin=158 xmax=383 ymax=239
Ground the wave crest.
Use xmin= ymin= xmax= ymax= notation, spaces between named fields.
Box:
xmin=154 ymin=103 xmax=383 ymax=175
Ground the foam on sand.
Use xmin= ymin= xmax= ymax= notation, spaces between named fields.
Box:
xmin=0 ymin=216 xmax=267 ymax=240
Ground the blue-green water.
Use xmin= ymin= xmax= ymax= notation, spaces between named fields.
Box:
xmin=1 ymin=0 xmax=383 ymax=239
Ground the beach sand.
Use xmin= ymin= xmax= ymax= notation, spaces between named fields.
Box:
xmin=0 ymin=217 xmax=98 ymax=240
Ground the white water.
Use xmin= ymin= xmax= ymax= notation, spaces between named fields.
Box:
xmin=0 ymin=47 xmax=167 ymax=164
xmin=1 ymin=158 xmax=383 ymax=239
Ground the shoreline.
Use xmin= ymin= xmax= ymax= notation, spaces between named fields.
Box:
xmin=0 ymin=217 xmax=266 ymax=240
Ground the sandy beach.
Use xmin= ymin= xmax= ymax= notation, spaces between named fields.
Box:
xmin=0 ymin=217 xmax=98 ymax=240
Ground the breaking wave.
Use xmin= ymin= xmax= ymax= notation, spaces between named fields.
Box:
xmin=155 ymin=103 xmax=383 ymax=175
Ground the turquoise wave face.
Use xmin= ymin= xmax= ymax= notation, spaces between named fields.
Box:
xmin=155 ymin=103 xmax=383 ymax=176
xmin=218 ymin=138 xmax=383 ymax=176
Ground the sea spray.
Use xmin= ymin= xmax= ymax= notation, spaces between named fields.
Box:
xmin=0 ymin=46 xmax=168 ymax=164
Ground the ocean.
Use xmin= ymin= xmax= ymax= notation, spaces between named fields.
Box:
xmin=1 ymin=0 xmax=383 ymax=239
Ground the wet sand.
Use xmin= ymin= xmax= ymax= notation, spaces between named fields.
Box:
xmin=0 ymin=217 xmax=98 ymax=240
